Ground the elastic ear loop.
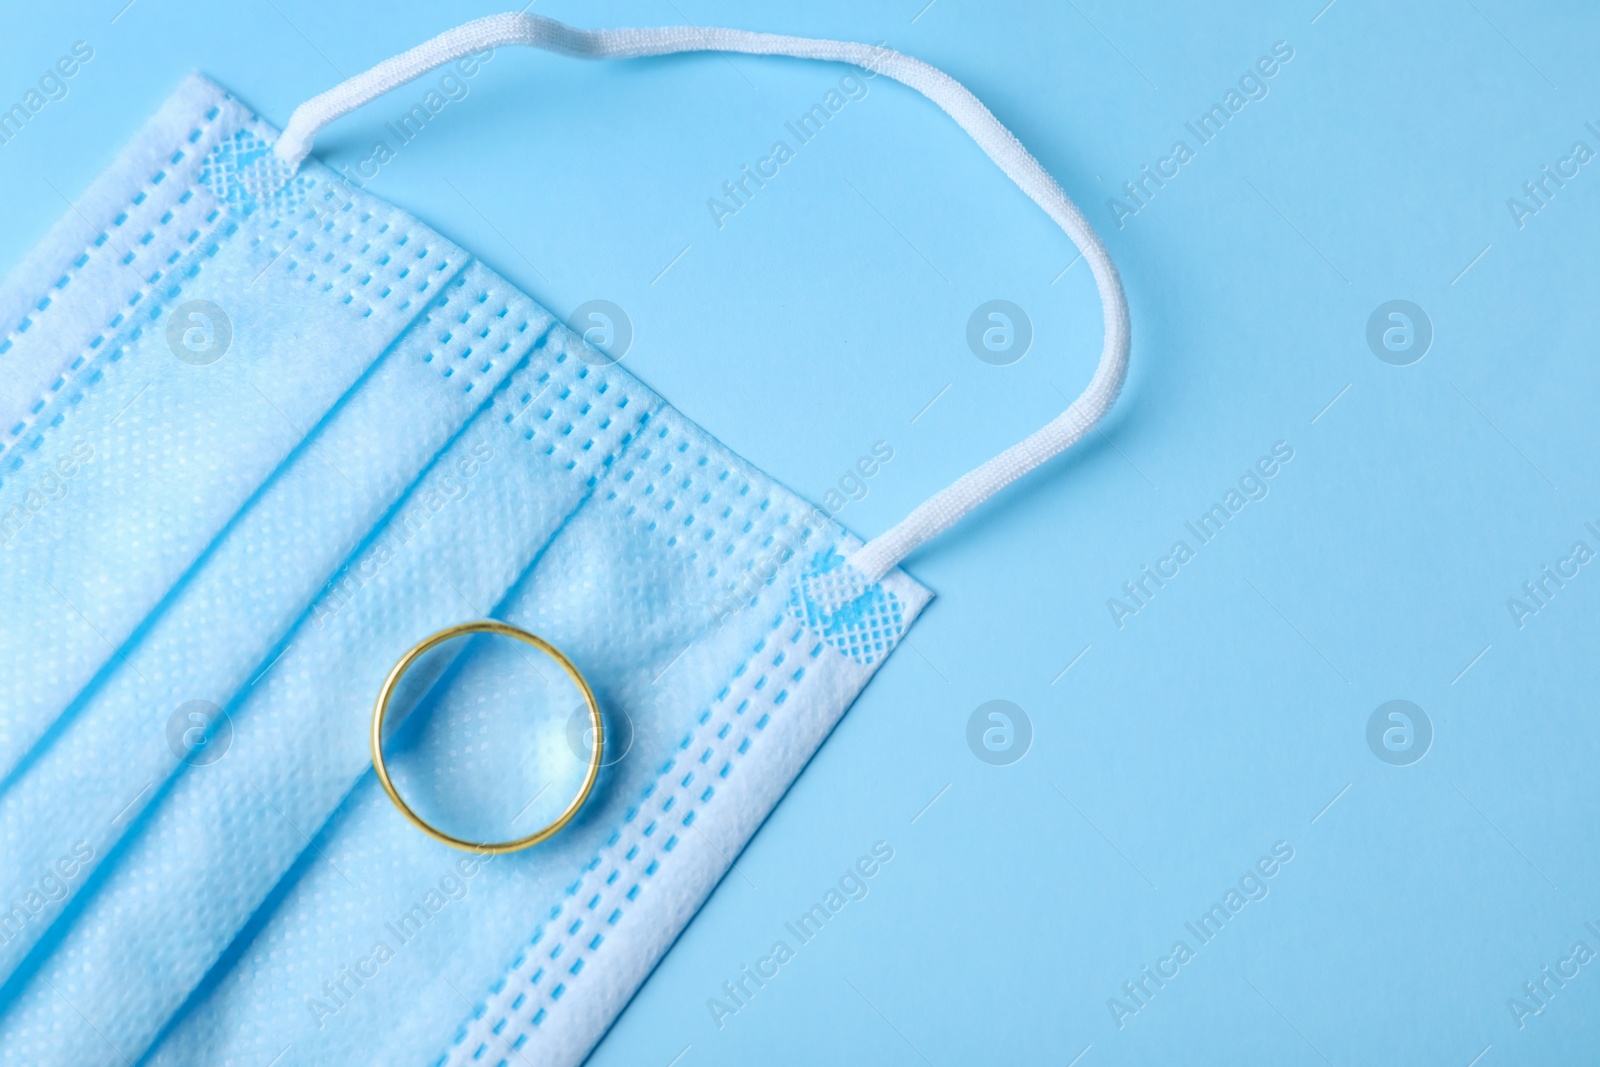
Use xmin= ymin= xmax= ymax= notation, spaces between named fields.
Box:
xmin=273 ymin=13 xmax=1131 ymax=583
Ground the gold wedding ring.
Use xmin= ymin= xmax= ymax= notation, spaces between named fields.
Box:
xmin=371 ymin=620 xmax=602 ymax=854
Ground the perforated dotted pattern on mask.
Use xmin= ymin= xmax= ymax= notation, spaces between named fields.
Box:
xmin=2 ymin=104 xmax=453 ymax=483
xmin=604 ymin=410 xmax=825 ymax=610
xmin=443 ymin=608 xmax=825 ymax=1067
xmin=418 ymin=272 xmax=554 ymax=395
xmin=242 ymin=167 xmax=455 ymax=323
xmin=0 ymin=100 xmax=242 ymax=458
xmin=488 ymin=327 xmax=651 ymax=482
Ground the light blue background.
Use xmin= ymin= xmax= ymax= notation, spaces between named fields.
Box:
xmin=4 ymin=0 xmax=1599 ymax=1063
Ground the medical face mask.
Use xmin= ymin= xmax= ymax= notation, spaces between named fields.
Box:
xmin=0 ymin=14 xmax=1128 ymax=1067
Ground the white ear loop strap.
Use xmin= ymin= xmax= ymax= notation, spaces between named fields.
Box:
xmin=273 ymin=13 xmax=1131 ymax=582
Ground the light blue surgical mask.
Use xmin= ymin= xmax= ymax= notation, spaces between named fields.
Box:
xmin=0 ymin=14 xmax=1128 ymax=1067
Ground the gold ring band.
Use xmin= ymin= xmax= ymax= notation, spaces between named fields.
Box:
xmin=370 ymin=620 xmax=603 ymax=855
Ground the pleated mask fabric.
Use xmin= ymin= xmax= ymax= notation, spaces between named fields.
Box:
xmin=0 ymin=73 xmax=928 ymax=1066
